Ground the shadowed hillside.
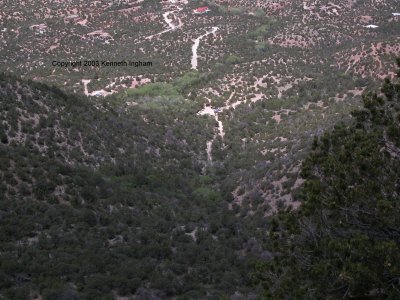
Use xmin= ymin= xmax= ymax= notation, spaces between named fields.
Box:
xmin=257 ymin=60 xmax=400 ymax=299
xmin=0 ymin=0 xmax=399 ymax=298
xmin=0 ymin=74 xmax=270 ymax=299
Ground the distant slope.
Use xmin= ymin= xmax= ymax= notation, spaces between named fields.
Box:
xmin=1 ymin=0 xmax=399 ymax=213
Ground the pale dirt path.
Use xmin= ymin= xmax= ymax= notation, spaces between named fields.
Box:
xmin=82 ymin=79 xmax=91 ymax=96
xmin=163 ymin=11 xmax=177 ymax=30
xmin=198 ymin=92 xmax=240 ymax=163
xmin=191 ymin=27 xmax=218 ymax=70
xmin=198 ymin=104 xmax=217 ymax=161
xmin=198 ymin=87 xmax=267 ymax=164
xmin=206 ymin=140 xmax=213 ymax=161
xmin=203 ymin=114 xmax=224 ymax=162
xmin=146 ymin=1 xmax=184 ymax=40
xmin=81 ymin=79 xmax=116 ymax=97
xmin=216 ymin=115 xmax=224 ymax=140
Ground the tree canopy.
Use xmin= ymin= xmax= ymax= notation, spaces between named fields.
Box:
xmin=258 ymin=59 xmax=400 ymax=299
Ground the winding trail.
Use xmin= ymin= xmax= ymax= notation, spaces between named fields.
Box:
xmin=197 ymin=91 xmax=250 ymax=164
xmin=191 ymin=27 xmax=218 ymax=70
xmin=146 ymin=2 xmax=183 ymax=40
xmin=82 ymin=79 xmax=91 ymax=96
xmin=203 ymin=115 xmax=224 ymax=162
xmin=197 ymin=103 xmax=220 ymax=162
xmin=81 ymin=79 xmax=116 ymax=97
xmin=206 ymin=141 xmax=213 ymax=161
xmin=163 ymin=11 xmax=177 ymax=30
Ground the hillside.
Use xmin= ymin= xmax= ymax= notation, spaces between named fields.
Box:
xmin=1 ymin=0 xmax=399 ymax=211
xmin=257 ymin=61 xmax=400 ymax=299
xmin=0 ymin=0 xmax=399 ymax=299
xmin=0 ymin=74 xmax=273 ymax=299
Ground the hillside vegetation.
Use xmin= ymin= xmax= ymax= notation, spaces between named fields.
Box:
xmin=1 ymin=0 xmax=399 ymax=211
xmin=2 ymin=62 xmax=399 ymax=299
xmin=0 ymin=0 xmax=399 ymax=298
xmin=0 ymin=74 xmax=269 ymax=299
xmin=257 ymin=60 xmax=400 ymax=299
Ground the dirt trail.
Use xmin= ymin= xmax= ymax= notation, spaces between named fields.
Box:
xmin=198 ymin=92 xmax=245 ymax=163
xmin=197 ymin=84 xmax=270 ymax=163
xmin=163 ymin=12 xmax=175 ymax=30
xmin=203 ymin=114 xmax=224 ymax=162
xmin=206 ymin=140 xmax=213 ymax=161
xmin=82 ymin=79 xmax=91 ymax=96
xmin=191 ymin=27 xmax=218 ymax=70
xmin=81 ymin=79 xmax=116 ymax=97
xmin=146 ymin=1 xmax=183 ymax=40
xmin=163 ymin=10 xmax=180 ymax=30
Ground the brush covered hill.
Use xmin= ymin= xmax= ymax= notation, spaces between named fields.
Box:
xmin=0 ymin=0 xmax=399 ymax=213
xmin=1 ymin=0 xmax=399 ymax=297
xmin=0 ymin=74 xmax=270 ymax=299
xmin=257 ymin=61 xmax=400 ymax=299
